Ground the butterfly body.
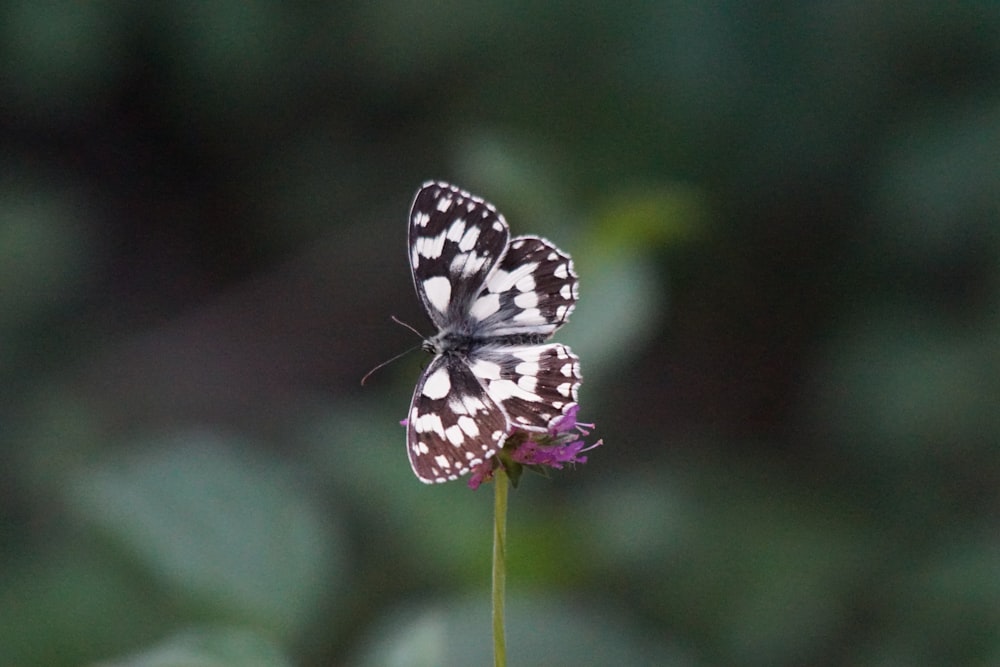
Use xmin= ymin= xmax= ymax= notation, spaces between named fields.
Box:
xmin=406 ymin=182 xmax=581 ymax=483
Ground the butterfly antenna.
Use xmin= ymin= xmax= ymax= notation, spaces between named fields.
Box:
xmin=361 ymin=345 xmax=421 ymax=386
xmin=360 ymin=316 xmax=426 ymax=386
xmin=391 ymin=315 xmax=425 ymax=339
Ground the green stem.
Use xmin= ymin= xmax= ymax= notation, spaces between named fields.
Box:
xmin=492 ymin=466 xmax=508 ymax=667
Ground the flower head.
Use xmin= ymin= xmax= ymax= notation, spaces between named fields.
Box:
xmin=467 ymin=405 xmax=602 ymax=489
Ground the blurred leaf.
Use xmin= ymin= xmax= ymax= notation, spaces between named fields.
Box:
xmin=581 ymin=455 xmax=880 ymax=666
xmin=577 ymin=475 xmax=697 ymax=575
xmin=566 ymin=182 xmax=709 ymax=377
xmin=349 ymin=593 xmax=694 ymax=667
xmin=870 ymin=99 xmax=1000 ymax=266
xmin=590 ymin=183 xmax=709 ymax=252
xmin=0 ymin=2 xmax=123 ymax=117
xmin=0 ymin=179 xmax=94 ymax=332
xmin=566 ymin=249 xmax=665 ymax=379
xmin=857 ymin=531 xmax=1000 ymax=665
xmin=810 ymin=311 xmax=1000 ymax=467
xmin=301 ymin=401 xmax=493 ymax=585
xmin=10 ymin=384 xmax=110 ymax=503
xmin=96 ymin=626 xmax=294 ymax=667
xmin=0 ymin=544 xmax=163 ymax=667
xmin=67 ymin=432 xmax=345 ymax=640
xmin=450 ymin=130 xmax=571 ymax=230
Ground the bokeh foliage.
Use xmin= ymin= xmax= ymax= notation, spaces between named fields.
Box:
xmin=1 ymin=2 xmax=998 ymax=665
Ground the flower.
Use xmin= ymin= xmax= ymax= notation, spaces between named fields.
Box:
xmin=402 ymin=406 xmax=601 ymax=489
xmin=467 ymin=405 xmax=602 ymax=489
xmin=467 ymin=460 xmax=495 ymax=490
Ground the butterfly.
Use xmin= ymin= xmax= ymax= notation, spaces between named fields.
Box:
xmin=406 ymin=181 xmax=581 ymax=483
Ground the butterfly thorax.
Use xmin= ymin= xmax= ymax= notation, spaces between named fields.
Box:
xmin=425 ymin=330 xmax=550 ymax=356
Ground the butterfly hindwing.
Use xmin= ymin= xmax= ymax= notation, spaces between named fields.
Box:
xmin=470 ymin=343 xmax=581 ymax=432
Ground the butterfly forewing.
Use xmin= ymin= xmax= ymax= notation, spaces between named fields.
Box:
xmin=407 ymin=354 xmax=509 ymax=483
xmin=409 ymin=182 xmax=509 ymax=331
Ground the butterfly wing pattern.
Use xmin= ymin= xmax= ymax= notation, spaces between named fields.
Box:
xmin=406 ymin=181 xmax=582 ymax=483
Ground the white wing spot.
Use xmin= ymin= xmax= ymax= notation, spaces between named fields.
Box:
xmin=415 ymin=412 xmax=445 ymax=437
xmin=515 ymin=274 xmax=536 ymax=291
xmin=492 ymin=220 xmax=505 ymax=232
xmin=415 ymin=230 xmax=447 ymax=259
xmin=446 ymin=220 xmax=466 ymax=241
xmin=560 ymin=284 xmax=572 ymax=298
xmin=423 ymin=276 xmax=452 ymax=313
xmin=445 ymin=425 xmax=464 ymax=446
xmin=457 ymin=415 xmax=480 ymax=437
xmin=452 ymin=251 xmax=489 ymax=277
xmin=514 ymin=291 xmax=538 ymax=308
xmin=515 ymin=360 xmax=541 ymax=376
xmin=469 ymin=359 xmax=502 ymax=381
xmin=470 ymin=293 xmax=501 ymax=320
xmin=413 ymin=211 xmax=430 ymax=227
xmin=458 ymin=225 xmax=481 ymax=251
xmin=434 ymin=454 xmax=452 ymax=469
xmin=462 ymin=395 xmax=488 ymax=415
xmin=486 ymin=263 xmax=539 ymax=294
xmin=517 ymin=375 xmax=538 ymax=392
xmin=488 ymin=378 xmax=540 ymax=403
xmin=556 ymin=382 xmax=573 ymax=397
xmin=437 ymin=196 xmax=454 ymax=212
xmin=513 ymin=308 xmax=541 ymax=322
xmin=421 ymin=365 xmax=452 ymax=399
xmin=554 ymin=263 xmax=569 ymax=279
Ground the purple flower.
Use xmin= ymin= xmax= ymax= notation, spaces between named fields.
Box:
xmin=467 ymin=460 xmax=494 ymax=490
xmin=467 ymin=405 xmax=602 ymax=489
xmin=402 ymin=405 xmax=601 ymax=489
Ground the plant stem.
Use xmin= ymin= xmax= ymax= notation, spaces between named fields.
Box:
xmin=492 ymin=466 xmax=508 ymax=667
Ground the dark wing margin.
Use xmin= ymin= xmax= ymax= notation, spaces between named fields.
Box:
xmin=407 ymin=353 xmax=509 ymax=483
xmin=470 ymin=343 xmax=581 ymax=432
xmin=466 ymin=235 xmax=578 ymax=338
xmin=408 ymin=181 xmax=510 ymax=331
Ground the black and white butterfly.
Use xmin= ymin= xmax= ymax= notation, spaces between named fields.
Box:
xmin=406 ymin=181 xmax=582 ymax=483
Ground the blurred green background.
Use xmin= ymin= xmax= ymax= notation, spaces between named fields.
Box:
xmin=2 ymin=2 xmax=998 ymax=666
